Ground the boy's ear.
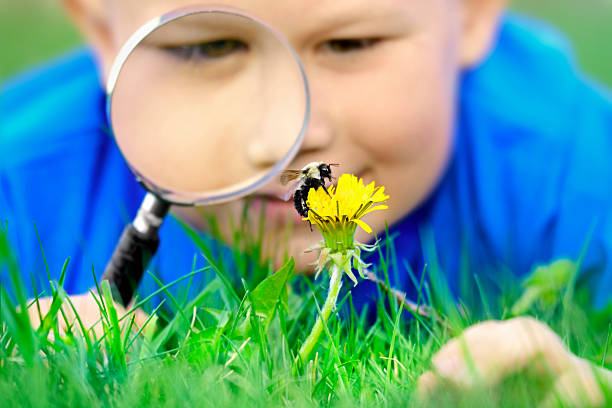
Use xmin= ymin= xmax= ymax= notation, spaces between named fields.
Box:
xmin=63 ymin=0 xmax=114 ymax=81
xmin=460 ymin=0 xmax=508 ymax=67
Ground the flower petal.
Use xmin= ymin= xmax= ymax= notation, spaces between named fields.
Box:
xmin=360 ymin=204 xmax=389 ymax=217
xmin=352 ymin=218 xmax=372 ymax=233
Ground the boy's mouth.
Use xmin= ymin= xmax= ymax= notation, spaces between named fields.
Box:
xmin=248 ymin=194 xmax=303 ymax=224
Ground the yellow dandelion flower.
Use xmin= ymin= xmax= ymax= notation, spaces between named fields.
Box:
xmin=295 ymin=173 xmax=390 ymax=364
xmin=301 ymin=173 xmax=389 ymax=284
xmin=305 ymin=173 xmax=389 ymax=247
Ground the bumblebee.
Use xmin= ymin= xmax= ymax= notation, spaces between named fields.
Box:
xmin=280 ymin=162 xmax=339 ymax=217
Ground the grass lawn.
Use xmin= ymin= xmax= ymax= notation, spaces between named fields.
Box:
xmin=1 ymin=218 xmax=611 ymax=407
xmin=0 ymin=1 xmax=81 ymax=81
xmin=511 ymin=0 xmax=612 ymax=89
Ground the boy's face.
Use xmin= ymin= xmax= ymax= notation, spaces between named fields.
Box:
xmin=81 ymin=0 xmax=502 ymax=271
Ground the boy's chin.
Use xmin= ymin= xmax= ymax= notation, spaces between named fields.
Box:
xmin=266 ymin=228 xmax=321 ymax=274
xmin=177 ymin=203 xmax=326 ymax=274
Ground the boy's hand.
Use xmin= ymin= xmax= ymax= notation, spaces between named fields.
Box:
xmin=27 ymin=292 xmax=151 ymax=339
xmin=418 ymin=317 xmax=612 ymax=407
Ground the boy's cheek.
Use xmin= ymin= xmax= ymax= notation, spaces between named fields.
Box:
xmin=336 ymin=37 xmax=457 ymax=164
xmin=345 ymin=72 xmax=455 ymax=233
xmin=346 ymin=67 xmax=455 ymax=199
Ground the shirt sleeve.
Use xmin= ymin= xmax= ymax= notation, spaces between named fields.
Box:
xmin=552 ymin=82 xmax=612 ymax=308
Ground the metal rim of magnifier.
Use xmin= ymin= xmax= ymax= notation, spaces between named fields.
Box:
xmin=106 ymin=5 xmax=310 ymax=206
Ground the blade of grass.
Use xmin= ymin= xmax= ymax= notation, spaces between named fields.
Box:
xmin=603 ymin=323 xmax=611 ymax=367
xmin=125 ymin=299 xmax=166 ymax=351
xmin=387 ymin=294 xmax=405 ymax=382
xmin=101 ymin=280 xmax=126 ymax=372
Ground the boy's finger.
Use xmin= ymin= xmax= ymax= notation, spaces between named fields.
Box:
xmin=419 ymin=317 xmax=576 ymax=393
xmin=26 ymin=292 xmax=151 ymax=339
xmin=539 ymin=358 xmax=610 ymax=408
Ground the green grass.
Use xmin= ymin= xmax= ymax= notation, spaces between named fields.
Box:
xmin=511 ymin=0 xmax=612 ymax=89
xmin=0 ymin=1 xmax=82 ymax=81
xmin=1 ymin=217 xmax=611 ymax=407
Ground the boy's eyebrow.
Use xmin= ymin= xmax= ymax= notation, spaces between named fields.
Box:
xmin=141 ymin=14 xmax=263 ymax=45
xmin=287 ymin=1 xmax=415 ymax=38
xmin=136 ymin=0 xmax=417 ymax=46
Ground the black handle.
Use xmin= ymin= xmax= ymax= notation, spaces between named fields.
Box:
xmin=101 ymin=193 xmax=170 ymax=306
xmin=102 ymin=223 xmax=160 ymax=306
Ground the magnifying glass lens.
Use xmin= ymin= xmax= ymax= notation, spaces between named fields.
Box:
xmin=109 ymin=10 xmax=308 ymax=204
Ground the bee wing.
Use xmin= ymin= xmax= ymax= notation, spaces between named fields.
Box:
xmin=283 ymin=179 xmax=303 ymax=202
xmin=280 ymin=170 xmax=302 ymax=185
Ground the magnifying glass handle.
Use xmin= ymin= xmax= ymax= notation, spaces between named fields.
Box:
xmin=102 ymin=193 xmax=170 ymax=306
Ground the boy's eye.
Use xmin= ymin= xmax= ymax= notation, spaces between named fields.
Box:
xmin=162 ymin=39 xmax=248 ymax=60
xmin=322 ymin=38 xmax=380 ymax=53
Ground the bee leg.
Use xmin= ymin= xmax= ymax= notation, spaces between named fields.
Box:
xmin=321 ymin=183 xmax=331 ymax=197
xmin=294 ymin=189 xmax=308 ymax=217
xmin=303 ymin=203 xmax=314 ymax=233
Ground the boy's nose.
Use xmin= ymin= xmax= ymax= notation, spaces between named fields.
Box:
xmin=299 ymin=113 xmax=333 ymax=155
xmin=245 ymin=111 xmax=333 ymax=167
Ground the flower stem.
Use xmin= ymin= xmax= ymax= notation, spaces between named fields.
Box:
xmin=297 ymin=264 xmax=343 ymax=364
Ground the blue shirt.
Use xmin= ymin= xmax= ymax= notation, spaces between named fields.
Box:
xmin=2 ymin=15 xmax=612 ymax=308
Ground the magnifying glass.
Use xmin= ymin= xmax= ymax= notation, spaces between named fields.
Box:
xmin=101 ymin=6 xmax=309 ymax=306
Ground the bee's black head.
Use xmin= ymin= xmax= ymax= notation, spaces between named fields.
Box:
xmin=318 ymin=163 xmax=333 ymax=180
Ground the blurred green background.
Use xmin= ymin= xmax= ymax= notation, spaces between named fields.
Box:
xmin=1 ymin=0 xmax=611 ymax=88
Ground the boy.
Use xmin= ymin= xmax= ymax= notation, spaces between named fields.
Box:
xmin=1 ymin=0 xmax=611 ymax=401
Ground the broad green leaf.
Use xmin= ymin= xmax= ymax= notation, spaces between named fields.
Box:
xmin=234 ymin=258 xmax=295 ymax=337
xmin=200 ymin=307 xmax=230 ymax=328
xmin=249 ymin=258 xmax=294 ymax=323
xmin=511 ymin=259 xmax=576 ymax=315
